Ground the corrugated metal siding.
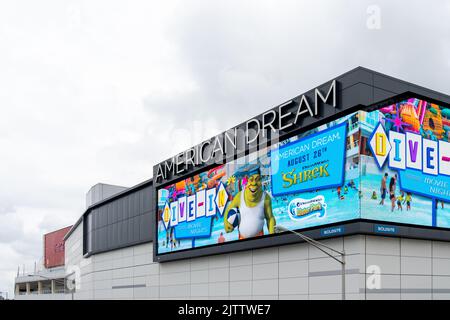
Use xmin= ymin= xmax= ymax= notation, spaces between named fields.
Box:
xmin=84 ymin=184 xmax=153 ymax=255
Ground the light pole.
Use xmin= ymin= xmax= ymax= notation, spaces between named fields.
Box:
xmin=28 ymin=273 xmax=75 ymax=300
xmin=275 ymin=225 xmax=346 ymax=300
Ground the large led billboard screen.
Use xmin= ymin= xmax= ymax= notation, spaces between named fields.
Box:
xmin=155 ymin=96 xmax=450 ymax=258
xmin=359 ymin=97 xmax=450 ymax=228
xmin=156 ymin=113 xmax=361 ymax=255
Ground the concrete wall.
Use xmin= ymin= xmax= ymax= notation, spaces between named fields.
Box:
xmin=65 ymin=221 xmax=450 ymax=300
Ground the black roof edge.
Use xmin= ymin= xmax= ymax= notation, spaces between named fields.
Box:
xmin=153 ymin=66 xmax=450 ymax=170
xmin=64 ymin=178 xmax=153 ymax=241
xmin=356 ymin=66 xmax=450 ymax=100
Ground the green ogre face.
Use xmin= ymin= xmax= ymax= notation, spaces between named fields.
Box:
xmin=244 ymin=173 xmax=263 ymax=203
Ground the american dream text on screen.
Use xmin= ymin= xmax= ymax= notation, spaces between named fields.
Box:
xmin=271 ymin=122 xmax=347 ymax=196
xmin=277 ymin=130 xmax=341 ymax=161
xmin=161 ymin=183 xmax=228 ymax=230
xmin=370 ymin=124 xmax=450 ymax=176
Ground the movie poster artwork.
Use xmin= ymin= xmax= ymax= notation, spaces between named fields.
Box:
xmin=157 ymin=114 xmax=359 ymax=254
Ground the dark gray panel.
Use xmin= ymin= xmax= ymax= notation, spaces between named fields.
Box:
xmin=373 ymin=74 xmax=410 ymax=94
xmin=127 ymin=218 xmax=133 ymax=243
xmin=139 ymin=190 xmax=144 ymax=214
xmin=335 ymin=67 xmax=373 ymax=90
xmin=373 ymin=87 xmax=397 ymax=102
xmin=103 ymin=206 xmax=108 ymax=227
xmin=122 ymin=197 xmax=129 ymax=221
xmin=101 ymin=226 xmax=107 ymax=250
xmin=96 ymin=208 xmax=102 ymax=228
xmin=117 ymin=220 xmax=123 ymax=245
xmin=130 ymin=193 xmax=136 ymax=217
xmin=112 ymin=201 xmax=118 ymax=224
xmin=92 ymin=209 xmax=98 ymax=230
xmin=338 ymin=83 xmax=373 ymax=115
xmin=133 ymin=192 xmax=139 ymax=216
xmin=133 ymin=193 xmax=139 ymax=217
xmin=107 ymin=203 xmax=112 ymax=225
xmin=128 ymin=195 xmax=133 ymax=218
xmin=112 ymin=222 xmax=118 ymax=248
xmin=121 ymin=219 xmax=128 ymax=245
xmin=96 ymin=227 xmax=104 ymax=250
xmin=82 ymin=180 xmax=153 ymax=256
xmin=116 ymin=198 xmax=123 ymax=222
xmin=86 ymin=213 xmax=92 ymax=233
xmin=133 ymin=216 xmax=140 ymax=243
xmin=99 ymin=206 xmax=106 ymax=228
xmin=140 ymin=212 xmax=152 ymax=242
xmin=96 ymin=227 xmax=102 ymax=251
xmin=94 ymin=228 xmax=99 ymax=250
xmin=107 ymin=223 xmax=113 ymax=250
xmin=143 ymin=191 xmax=151 ymax=213
xmin=407 ymin=84 xmax=443 ymax=102
xmin=127 ymin=195 xmax=133 ymax=218
xmin=145 ymin=186 xmax=153 ymax=212
xmin=93 ymin=209 xmax=99 ymax=229
xmin=87 ymin=231 xmax=92 ymax=252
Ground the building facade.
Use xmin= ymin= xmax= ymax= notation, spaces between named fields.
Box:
xmin=15 ymin=226 xmax=72 ymax=300
xmin=16 ymin=67 xmax=450 ymax=300
xmin=64 ymin=231 xmax=450 ymax=300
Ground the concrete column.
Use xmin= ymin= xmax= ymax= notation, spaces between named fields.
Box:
xmin=38 ymin=281 xmax=42 ymax=294
xmin=26 ymin=282 xmax=30 ymax=295
xmin=51 ymin=280 xmax=56 ymax=294
xmin=15 ymin=284 xmax=19 ymax=296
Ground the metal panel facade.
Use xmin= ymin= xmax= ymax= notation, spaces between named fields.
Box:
xmin=83 ymin=182 xmax=154 ymax=256
xmin=152 ymin=67 xmax=450 ymax=262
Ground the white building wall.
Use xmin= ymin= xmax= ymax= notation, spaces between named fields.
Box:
xmin=65 ymin=220 xmax=93 ymax=300
xmin=65 ymin=225 xmax=450 ymax=300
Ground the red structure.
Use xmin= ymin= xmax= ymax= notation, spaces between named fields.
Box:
xmin=43 ymin=226 xmax=72 ymax=268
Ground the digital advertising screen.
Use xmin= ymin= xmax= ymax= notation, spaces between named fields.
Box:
xmin=156 ymin=97 xmax=450 ymax=257
xmin=360 ymin=97 xmax=450 ymax=228
xmin=156 ymin=113 xmax=360 ymax=255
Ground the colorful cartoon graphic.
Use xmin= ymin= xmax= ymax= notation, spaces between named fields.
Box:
xmin=223 ymin=164 xmax=275 ymax=239
xmin=157 ymin=112 xmax=360 ymax=254
xmin=361 ymin=97 xmax=450 ymax=227
xmin=156 ymin=97 xmax=450 ymax=255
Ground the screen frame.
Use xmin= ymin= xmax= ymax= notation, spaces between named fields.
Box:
xmin=153 ymin=91 xmax=450 ymax=263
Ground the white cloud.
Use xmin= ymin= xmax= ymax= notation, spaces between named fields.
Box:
xmin=0 ymin=0 xmax=449 ymax=298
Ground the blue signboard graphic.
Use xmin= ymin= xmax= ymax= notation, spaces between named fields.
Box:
xmin=374 ymin=224 xmax=398 ymax=234
xmin=271 ymin=122 xmax=347 ymax=196
xmin=398 ymin=168 xmax=450 ymax=203
xmin=174 ymin=216 xmax=213 ymax=239
xmin=320 ymin=226 xmax=345 ymax=237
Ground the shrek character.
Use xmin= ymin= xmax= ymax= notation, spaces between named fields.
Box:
xmin=224 ymin=165 xmax=276 ymax=239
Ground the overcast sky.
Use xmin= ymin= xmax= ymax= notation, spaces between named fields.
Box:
xmin=0 ymin=0 xmax=449 ymax=298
